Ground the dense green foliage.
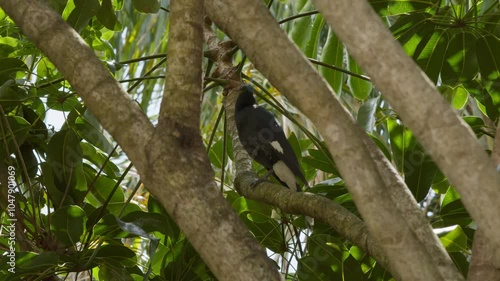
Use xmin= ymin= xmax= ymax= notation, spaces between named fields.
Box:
xmin=0 ymin=0 xmax=499 ymax=280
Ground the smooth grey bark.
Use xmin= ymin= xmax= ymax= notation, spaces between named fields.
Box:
xmin=0 ymin=0 xmax=280 ymax=280
xmin=203 ymin=15 xmax=393 ymax=277
xmin=311 ymin=0 xmax=500 ymax=254
xmin=206 ymin=1 xmax=437 ymax=281
xmin=223 ymin=86 xmax=391 ymax=271
xmin=205 ymin=0 xmax=464 ymax=280
xmin=468 ymin=123 xmax=500 ymax=281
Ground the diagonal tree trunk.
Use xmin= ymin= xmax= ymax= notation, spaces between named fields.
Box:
xmin=468 ymin=123 xmax=500 ymax=280
xmin=205 ymin=0 xmax=464 ymax=280
xmin=311 ymin=0 xmax=500 ymax=253
xmin=0 ymin=0 xmax=280 ymax=280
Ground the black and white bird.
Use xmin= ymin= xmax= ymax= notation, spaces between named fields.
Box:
xmin=235 ymin=85 xmax=307 ymax=191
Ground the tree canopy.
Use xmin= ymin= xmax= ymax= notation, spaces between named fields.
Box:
xmin=1 ymin=0 xmax=500 ymax=280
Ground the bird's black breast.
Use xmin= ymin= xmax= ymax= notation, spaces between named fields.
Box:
xmin=235 ymin=106 xmax=280 ymax=169
xmin=234 ymin=87 xmax=307 ymax=188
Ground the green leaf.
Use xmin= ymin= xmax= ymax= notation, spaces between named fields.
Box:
xmin=75 ymin=109 xmax=115 ymax=154
xmin=208 ymin=139 xmax=226 ymax=169
xmin=66 ymin=0 xmax=101 ymax=33
xmin=16 ymin=251 xmax=59 ymax=274
xmin=81 ymin=142 xmax=120 ymax=178
xmin=308 ymin=179 xmax=350 ymax=203
xmin=46 ymin=129 xmax=83 ymax=189
xmin=116 ymin=216 xmax=159 ymax=279
xmin=304 ymin=14 xmax=324 ymax=58
xmin=439 ymin=187 xmax=472 ymax=227
xmin=121 ymin=211 xmax=176 ymax=236
xmin=87 ymin=175 xmax=124 ymax=204
xmin=132 ymin=0 xmax=160 ymax=13
xmin=40 ymin=162 xmax=74 ymax=207
xmin=0 ymin=58 xmax=27 ymax=83
xmin=441 ymin=32 xmax=478 ymax=85
xmin=370 ymin=0 xmax=435 ymax=16
xmin=347 ymin=55 xmax=372 ymax=100
xmin=288 ymin=132 xmax=302 ymax=162
xmin=391 ymin=13 xmax=434 ymax=57
xmin=463 ymin=79 xmax=499 ymax=120
xmin=0 ymin=116 xmax=31 ymax=159
xmin=415 ymin=29 xmax=449 ymax=83
xmin=22 ymin=106 xmax=48 ymax=140
xmin=463 ymin=116 xmax=485 ymax=137
xmin=476 ymin=35 xmax=500 ymax=80
xmin=357 ymin=97 xmax=379 ymax=133
xmin=449 ymin=252 xmax=469 ymax=277
xmin=482 ymin=11 xmax=500 ymax=38
xmin=92 ymin=213 xmax=126 ymax=238
xmin=290 ymin=1 xmax=314 ymax=52
xmin=49 ymin=0 xmax=69 ymax=14
xmin=387 ymin=118 xmax=414 ymax=171
xmin=36 ymin=57 xmax=57 ymax=79
xmin=439 ymin=226 xmax=468 ymax=252
xmin=99 ymin=264 xmax=134 ymax=281
xmin=452 ymin=85 xmax=469 ymax=110
xmin=319 ymin=28 xmax=344 ymax=94
xmin=148 ymin=195 xmax=181 ymax=240
xmin=0 ymin=36 xmax=20 ymax=57
xmin=297 ymin=234 xmax=344 ymax=280
xmin=20 ymin=145 xmax=38 ymax=178
xmin=432 ymin=170 xmax=450 ymax=194
xmin=47 ymin=91 xmax=80 ymax=111
xmin=369 ymin=134 xmax=392 ymax=161
xmin=476 ymin=36 xmax=500 ymax=118
xmin=303 ymin=148 xmax=337 ymax=175
xmin=106 ymin=202 xmax=142 ymax=217
xmin=438 ymin=84 xmax=469 ymax=110
xmin=404 ymin=149 xmax=437 ymax=202
xmin=50 ymin=205 xmax=86 ymax=246
xmin=95 ymin=245 xmax=137 ymax=267
xmin=343 ymin=254 xmax=366 ymax=280
xmin=232 ymin=197 xmax=283 ymax=253
xmin=96 ymin=0 xmax=122 ymax=31
xmin=387 ymin=119 xmax=437 ymax=202
xmin=232 ymin=196 xmax=273 ymax=223
xmin=0 ymin=80 xmax=27 ymax=113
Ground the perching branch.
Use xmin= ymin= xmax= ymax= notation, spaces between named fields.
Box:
xmin=205 ymin=0 xmax=463 ymax=280
xmin=312 ymin=0 xmax=500 ymax=251
xmin=203 ymin=12 xmax=396 ymax=275
xmin=0 ymin=0 xmax=281 ymax=280
xmin=222 ymin=85 xmax=391 ymax=271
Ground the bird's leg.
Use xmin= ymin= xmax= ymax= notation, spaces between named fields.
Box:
xmin=262 ymin=168 xmax=274 ymax=179
xmin=250 ymin=169 xmax=274 ymax=187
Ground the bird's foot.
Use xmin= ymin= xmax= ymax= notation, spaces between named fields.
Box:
xmin=262 ymin=169 xmax=274 ymax=179
xmin=250 ymin=177 xmax=268 ymax=188
xmin=250 ymin=169 xmax=276 ymax=188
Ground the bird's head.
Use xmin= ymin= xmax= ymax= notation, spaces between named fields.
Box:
xmin=235 ymin=84 xmax=257 ymax=111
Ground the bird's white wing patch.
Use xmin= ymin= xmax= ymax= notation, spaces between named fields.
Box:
xmin=270 ymin=141 xmax=284 ymax=154
xmin=273 ymin=160 xmax=298 ymax=191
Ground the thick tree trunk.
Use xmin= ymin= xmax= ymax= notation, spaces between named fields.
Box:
xmin=0 ymin=0 xmax=281 ymax=280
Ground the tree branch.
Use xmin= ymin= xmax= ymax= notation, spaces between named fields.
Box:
xmin=157 ymin=0 xmax=203 ymax=131
xmin=205 ymin=0 xmax=463 ymax=280
xmin=0 ymin=0 xmax=281 ymax=280
xmin=203 ymin=13 xmax=395 ymax=276
xmin=468 ymin=123 xmax=500 ymax=281
xmin=312 ymin=0 xmax=500 ymax=251
xmin=148 ymin=1 xmax=280 ymax=280
xmin=222 ymin=85 xmax=391 ymax=271
xmin=0 ymin=0 xmax=154 ymax=173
